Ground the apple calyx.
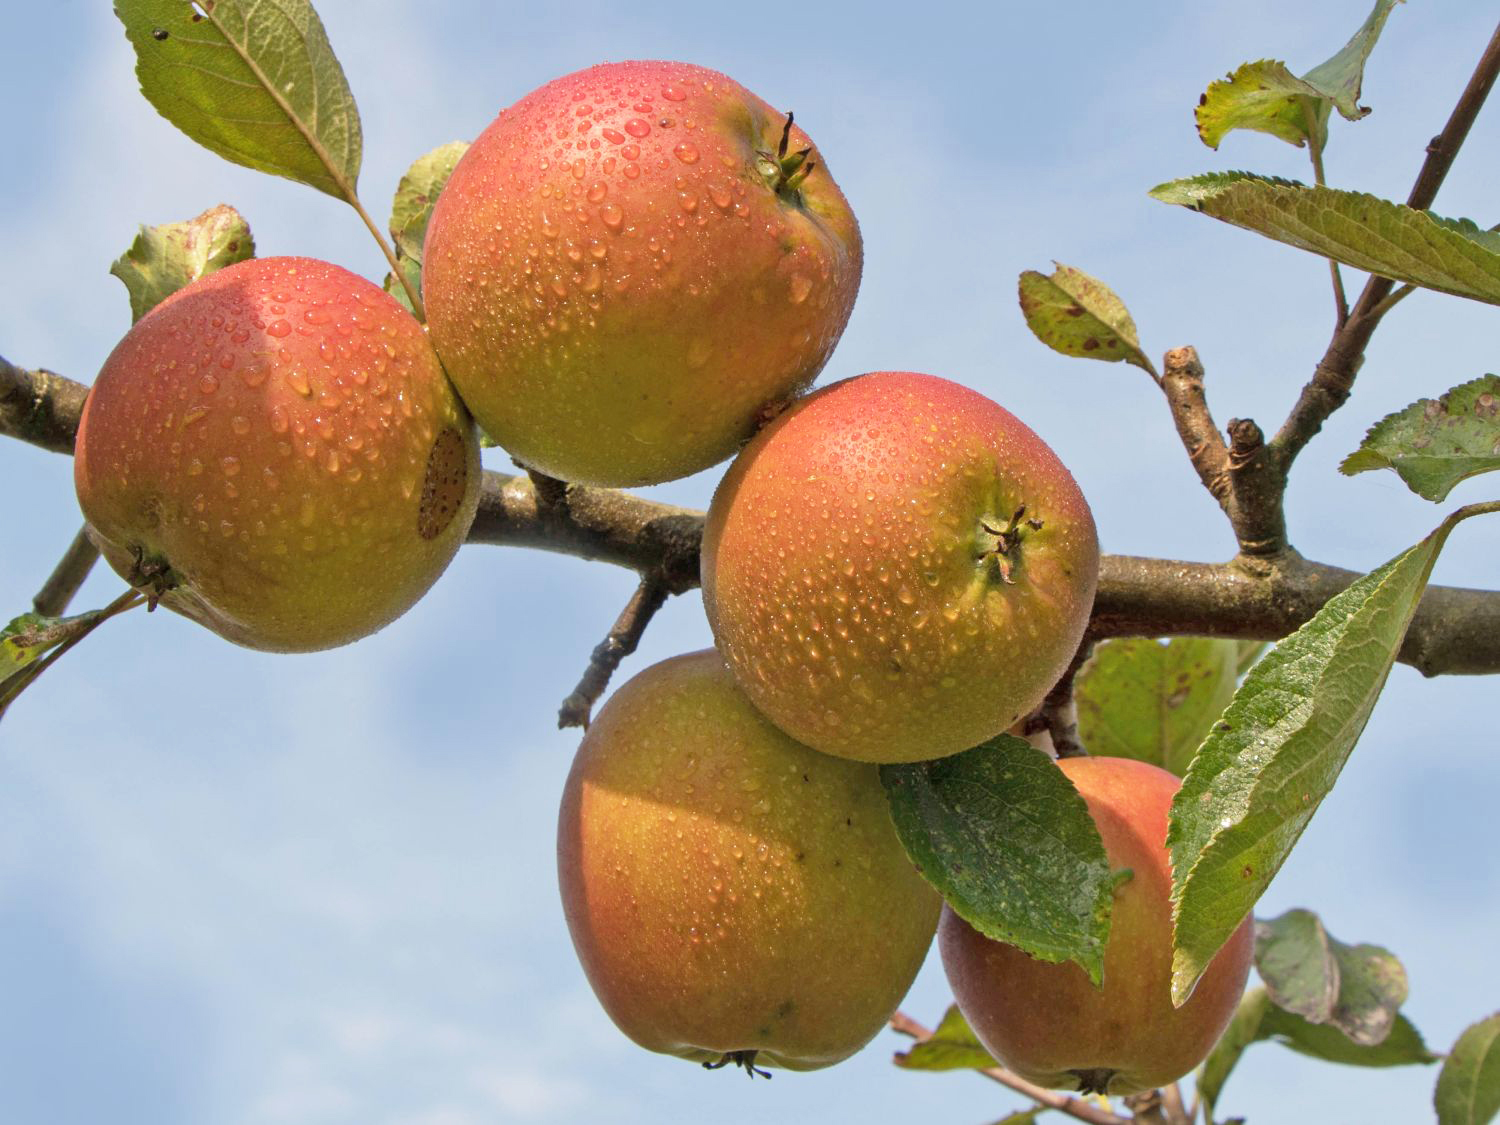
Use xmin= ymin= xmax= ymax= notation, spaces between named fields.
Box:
xmin=1071 ymin=1067 xmax=1117 ymax=1095
xmin=126 ymin=544 xmax=180 ymax=610
xmin=976 ymin=504 xmax=1045 ymax=584
xmin=702 ymin=1049 xmax=772 ymax=1079
xmin=754 ymin=112 xmax=819 ymax=203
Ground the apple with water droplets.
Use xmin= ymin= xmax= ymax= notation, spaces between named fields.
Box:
xmin=940 ymin=756 xmax=1254 ymax=1096
xmin=557 ymin=648 xmax=940 ymax=1071
xmin=701 ymin=370 xmax=1099 ymax=764
xmin=74 ymin=256 xmax=481 ymax=651
xmin=422 ymin=59 xmax=862 ymax=487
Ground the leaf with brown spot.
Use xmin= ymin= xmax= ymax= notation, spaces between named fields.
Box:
xmin=1017 ymin=263 xmax=1157 ymax=378
xmin=1342 ymin=375 xmax=1500 ymax=501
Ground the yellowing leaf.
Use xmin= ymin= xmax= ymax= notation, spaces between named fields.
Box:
xmin=109 ymin=203 xmax=254 ymax=322
xmin=1017 ymin=263 xmax=1156 ymax=377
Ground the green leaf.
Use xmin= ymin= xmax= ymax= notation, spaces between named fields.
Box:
xmin=109 ymin=203 xmax=254 ymax=323
xmin=1199 ymin=984 xmax=1436 ymax=1119
xmin=1437 ymin=1013 xmax=1500 ymax=1125
xmin=1254 ymin=909 xmax=1339 ymax=1022
xmin=892 ymin=1005 xmax=1001 ymax=1072
xmin=389 ymin=141 xmax=469 ymax=261
xmin=1300 ymin=0 xmax=1403 ymax=122
xmin=384 ymin=256 xmax=422 ymax=316
xmin=1150 ymin=174 xmax=1500 ymax=307
xmin=0 ymin=607 xmax=118 ymax=717
xmin=1167 ymin=506 xmax=1483 ymax=1005
xmin=1195 ymin=2 xmax=1401 ymax=154
xmin=115 ymin=0 xmax=362 ymax=200
xmin=1342 ymin=375 xmax=1500 ymax=501
xmin=1074 ymin=637 xmax=1241 ymax=777
xmin=1197 ymin=987 xmax=1272 ymax=1124
xmin=1017 ymin=263 xmax=1157 ymax=377
xmin=1255 ymin=908 xmax=1409 ymax=1045
xmin=881 ymin=736 xmax=1113 ymax=983
xmin=990 ymin=1110 xmax=1043 ymax=1125
xmin=1261 ymin=1005 xmax=1438 ymax=1068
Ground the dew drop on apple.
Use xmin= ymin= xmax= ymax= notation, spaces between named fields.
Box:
xmin=267 ymin=319 xmax=292 ymax=338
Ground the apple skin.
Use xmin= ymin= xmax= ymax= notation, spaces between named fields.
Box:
xmin=557 ymin=649 xmax=940 ymax=1071
xmin=701 ymin=371 xmax=1099 ymax=764
xmin=422 ymin=59 xmax=862 ymax=487
xmin=74 ymin=256 xmax=481 ymax=652
xmin=939 ymin=756 xmax=1254 ymax=1096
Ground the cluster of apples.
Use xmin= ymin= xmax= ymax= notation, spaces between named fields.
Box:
xmin=72 ymin=60 xmax=1250 ymax=1095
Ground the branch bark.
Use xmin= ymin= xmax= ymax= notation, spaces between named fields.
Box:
xmin=8 ymin=365 xmax=1500 ymax=677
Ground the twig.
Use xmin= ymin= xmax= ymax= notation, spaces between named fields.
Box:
xmin=1162 ymin=347 xmax=1231 ymax=509
xmin=0 ymin=356 xmax=89 ymax=455
xmin=889 ymin=1010 xmax=1130 ymax=1125
xmin=1270 ymin=19 xmax=1500 ymax=473
xmin=32 ymin=526 xmax=100 ymax=618
xmin=1161 ymin=1082 xmax=1192 ymax=1125
xmin=557 ymin=575 xmax=669 ymax=729
xmin=1161 ymin=348 xmax=1285 ymax=555
xmin=1026 ymin=639 xmax=1094 ymax=758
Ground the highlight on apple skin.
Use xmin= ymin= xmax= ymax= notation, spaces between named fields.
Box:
xmin=701 ymin=370 xmax=1100 ymax=764
xmin=74 ymin=255 xmax=481 ymax=652
xmin=557 ymin=648 xmax=941 ymax=1072
xmin=939 ymin=756 xmax=1255 ymax=1097
xmin=422 ymin=58 xmax=863 ymax=488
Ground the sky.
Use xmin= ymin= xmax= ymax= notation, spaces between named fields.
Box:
xmin=1 ymin=2 xmax=1498 ymax=1123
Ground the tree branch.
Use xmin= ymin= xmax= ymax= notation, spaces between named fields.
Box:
xmin=1269 ymin=18 xmax=1500 ymax=474
xmin=889 ymin=1010 xmax=1130 ymax=1125
xmin=8 ymin=364 xmax=1500 ymax=677
xmin=1 ymin=356 xmax=89 ymax=456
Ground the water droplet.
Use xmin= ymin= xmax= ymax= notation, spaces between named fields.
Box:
xmin=709 ymin=184 xmax=733 ymax=210
xmin=621 ymin=143 xmax=641 ymax=161
xmin=303 ymin=307 xmax=329 ymax=325
xmin=186 ymin=458 xmax=203 ymax=476
xmin=602 ymin=127 xmax=625 ymax=144
xmin=267 ymin=319 xmax=291 ymax=338
xmin=182 ymin=406 xmax=208 ymax=426
xmin=586 ymin=180 xmax=608 ymax=203
xmin=286 ymin=369 xmax=312 ymax=397
xmin=624 ymin=118 xmax=651 ymax=138
xmin=221 ymin=456 xmax=241 ymax=477
xmin=269 ymin=404 xmax=290 ymax=433
xmin=672 ymin=142 xmax=699 ymax=165
xmin=661 ymin=83 xmax=687 ymax=102
xmin=599 ymin=203 xmax=624 ymax=230
xmin=231 ymin=415 xmax=250 ymax=435
xmin=789 ymin=274 xmax=813 ymax=304
xmin=198 ymin=374 xmax=219 ymax=394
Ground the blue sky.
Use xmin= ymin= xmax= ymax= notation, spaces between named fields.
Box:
xmin=1 ymin=2 xmax=1498 ymax=1122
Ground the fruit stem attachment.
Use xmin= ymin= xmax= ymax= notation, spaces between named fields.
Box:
xmin=977 ymin=505 xmax=1042 ymax=584
xmin=889 ymin=1011 xmax=1129 ymax=1124
xmin=702 ymin=1050 xmax=771 ymax=1079
xmin=756 ymin=112 xmax=819 ymax=201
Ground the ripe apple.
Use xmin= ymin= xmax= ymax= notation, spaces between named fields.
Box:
xmin=74 ymin=256 xmax=481 ymax=652
xmin=422 ymin=59 xmax=862 ymax=487
xmin=701 ymin=370 xmax=1099 ymax=764
xmin=557 ymin=648 xmax=940 ymax=1071
xmin=939 ymin=756 xmax=1253 ymax=1096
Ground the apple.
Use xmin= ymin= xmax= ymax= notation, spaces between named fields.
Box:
xmin=701 ymin=370 xmax=1099 ymax=764
xmin=74 ymin=256 xmax=481 ymax=652
xmin=422 ymin=59 xmax=862 ymax=487
xmin=939 ymin=756 xmax=1253 ymax=1096
xmin=557 ymin=648 xmax=940 ymax=1071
